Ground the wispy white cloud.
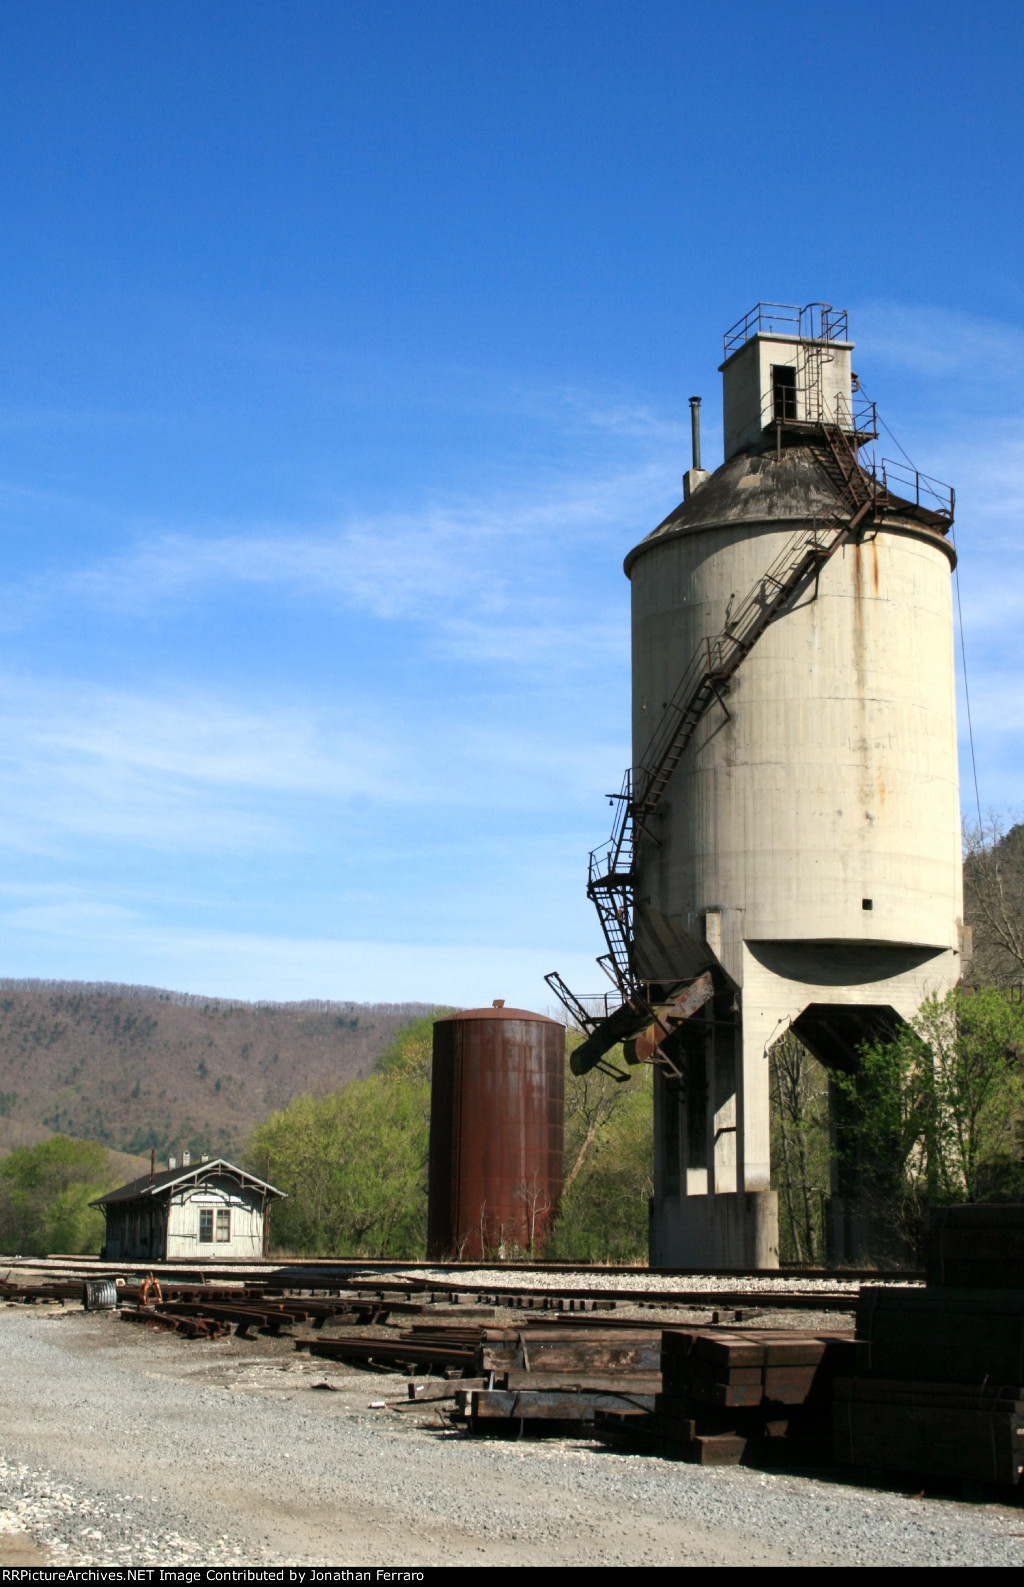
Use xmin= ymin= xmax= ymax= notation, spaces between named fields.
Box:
xmin=948 ymin=425 xmax=1024 ymax=536
xmin=0 ymin=449 xmax=656 ymax=693
xmin=0 ymin=669 xmax=629 ymax=858
xmin=64 ymin=464 xmax=660 ymax=619
xmin=0 ymin=675 xmax=398 ymax=852
xmin=0 ymin=674 xmax=398 ymax=788
xmin=0 ymin=368 xmax=690 ymax=719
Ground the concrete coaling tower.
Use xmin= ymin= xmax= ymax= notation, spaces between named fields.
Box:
xmin=558 ymin=302 xmax=963 ymax=1269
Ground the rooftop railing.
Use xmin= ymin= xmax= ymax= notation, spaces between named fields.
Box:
xmin=724 ymin=301 xmax=849 ymax=356
xmin=878 ymin=458 xmax=955 ymax=524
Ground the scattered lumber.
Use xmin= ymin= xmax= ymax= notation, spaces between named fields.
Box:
xmin=459 ymin=1387 xmax=657 ymax=1423
xmin=475 ymin=1327 xmax=661 ymax=1377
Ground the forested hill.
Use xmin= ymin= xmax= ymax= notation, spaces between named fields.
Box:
xmin=0 ymin=981 xmax=435 ymax=1162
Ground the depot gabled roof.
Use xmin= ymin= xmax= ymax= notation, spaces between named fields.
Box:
xmin=92 ymin=1157 xmax=285 ymax=1206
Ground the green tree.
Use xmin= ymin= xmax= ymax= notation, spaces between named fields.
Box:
xmin=918 ymin=985 xmax=1024 ymax=1201
xmin=248 ymin=1009 xmax=658 ymax=1264
xmin=964 ymin=818 xmax=1024 ymax=988
xmin=834 ymin=986 xmax=1024 ymax=1258
xmin=547 ymin=1035 xmax=654 ymax=1262
xmin=769 ymin=1033 xmax=830 ymax=1263
xmin=245 ymin=1009 xmax=454 ymax=1258
xmin=0 ymin=1137 xmax=117 ymax=1255
xmin=248 ymin=1068 xmax=430 ymax=1258
xmin=374 ymin=1009 xmax=452 ymax=1084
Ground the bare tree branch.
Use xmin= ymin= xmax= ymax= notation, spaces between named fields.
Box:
xmin=964 ymin=816 xmax=1024 ymax=987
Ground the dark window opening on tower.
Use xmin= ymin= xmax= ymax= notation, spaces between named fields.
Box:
xmin=686 ymin=1044 xmax=709 ymax=1170
xmin=660 ymin=1074 xmax=681 ymax=1197
xmin=862 ymin=898 xmax=873 ymax=910
xmin=772 ymin=364 xmax=797 ymax=421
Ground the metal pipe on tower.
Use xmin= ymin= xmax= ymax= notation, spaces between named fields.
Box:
xmin=689 ymin=395 xmax=702 ymax=472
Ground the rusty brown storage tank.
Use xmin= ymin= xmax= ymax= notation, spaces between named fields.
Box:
xmin=427 ymin=1001 xmax=564 ymax=1261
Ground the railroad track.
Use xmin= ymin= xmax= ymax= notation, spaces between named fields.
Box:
xmin=17 ymin=1254 xmax=923 ymax=1282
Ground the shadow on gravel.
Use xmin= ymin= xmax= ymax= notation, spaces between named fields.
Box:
xmin=584 ymin=1440 xmax=1024 ymax=1510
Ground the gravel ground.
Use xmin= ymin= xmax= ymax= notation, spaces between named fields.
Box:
xmin=1 ymin=1303 xmax=1021 ymax=1567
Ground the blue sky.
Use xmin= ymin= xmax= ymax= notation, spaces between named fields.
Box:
xmin=0 ymin=1 xmax=1021 ymax=1008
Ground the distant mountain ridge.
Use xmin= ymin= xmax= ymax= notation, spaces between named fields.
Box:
xmin=0 ymin=980 xmax=435 ymax=1161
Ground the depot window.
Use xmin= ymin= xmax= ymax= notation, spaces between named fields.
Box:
xmin=199 ymin=1208 xmax=231 ymax=1243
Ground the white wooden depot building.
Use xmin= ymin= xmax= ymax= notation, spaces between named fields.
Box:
xmin=93 ymin=1154 xmax=285 ymax=1262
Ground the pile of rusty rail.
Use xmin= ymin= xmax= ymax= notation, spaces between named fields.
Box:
xmin=115 ymin=1278 xmax=505 ymax=1340
xmin=302 ymin=1325 xmax=481 ymax=1376
xmin=121 ymin=1307 xmax=230 ymax=1340
xmin=122 ymin=1290 xmax=402 ymax=1337
xmin=0 ymin=1278 xmax=87 ymax=1304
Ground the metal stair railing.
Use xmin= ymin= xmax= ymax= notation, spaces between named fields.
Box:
xmin=543 ymin=972 xmax=613 ymax=1035
xmin=878 ymin=458 xmax=954 ymax=525
xmin=633 ymin=512 xmax=857 ymax=815
xmin=587 ymin=493 xmax=875 ymax=995
xmin=817 ymin=420 xmax=884 ymax=514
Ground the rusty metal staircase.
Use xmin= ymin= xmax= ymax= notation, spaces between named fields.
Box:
xmin=587 ymin=505 xmax=875 ymax=1003
xmin=813 ymin=417 xmax=888 ymax=516
xmin=548 ymin=407 xmax=952 ymax=1073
